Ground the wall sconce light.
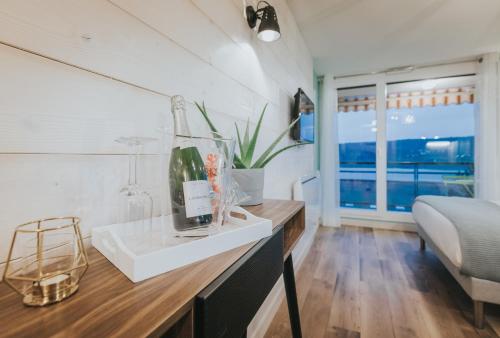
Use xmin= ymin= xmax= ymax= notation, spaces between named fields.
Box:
xmin=246 ymin=1 xmax=281 ymax=42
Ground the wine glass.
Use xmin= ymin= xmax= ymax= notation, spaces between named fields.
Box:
xmin=115 ymin=137 xmax=156 ymax=239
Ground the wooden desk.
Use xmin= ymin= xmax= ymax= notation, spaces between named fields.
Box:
xmin=0 ymin=199 xmax=305 ymax=338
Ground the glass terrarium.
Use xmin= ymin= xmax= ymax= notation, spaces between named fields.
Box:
xmin=166 ymin=133 xmax=235 ymax=236
xmin=3 ymin=217 xmax=88 ymax=306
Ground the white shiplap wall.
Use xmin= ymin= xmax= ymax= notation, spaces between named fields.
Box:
xmin=0 ymin=0 xmax=314 ymax=275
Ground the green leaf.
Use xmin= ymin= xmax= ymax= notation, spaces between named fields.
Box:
xmin=244 ymin=103 xmax=266 ymax=168
xmin=235 ymin=123 xmax=252 ymax=167
xmin=196 ymin=101 xmax=238 ymax=166
xmin=251 ymin=116 xmax=301 ymax=169
xmin=242 ymin=118 xmax=250 ymax=152
xmin=195 ymin=101 xmax=219 ymax=133
xmin=233 ymin=155 xmax=248 ymax=169
xmin=259 ymin=142 xmax=312 ymax=168
xmin=235 ymin=122 xmax=244 ymax=156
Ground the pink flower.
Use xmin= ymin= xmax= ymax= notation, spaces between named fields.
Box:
xmin=205 ymin=153 xmax=219 ymax=192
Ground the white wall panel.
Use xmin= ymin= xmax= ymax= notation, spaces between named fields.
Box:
xmin=0 ymin=0 xmax=277 ymax=121
xmin=0 ymin=44 xmax=167 ymax=154
xmin=0 ymin=153 xmax=163 ymax=263
xmin=194 ymin=0 xmax=313 ymax=96
xmin=109 ymin=0 xmax=291 ymax=129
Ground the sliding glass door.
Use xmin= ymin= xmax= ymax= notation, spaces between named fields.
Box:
xmin=386 ymin=76 xmax=475 ymax=212
xmin=337 ymin=85 xmax=377 ymax=210
xmin=336 ymin=70 xmax=476 ymax=221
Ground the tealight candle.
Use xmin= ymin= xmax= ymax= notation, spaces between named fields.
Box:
xmin=39 ymin=274 xmax=69 ymax=287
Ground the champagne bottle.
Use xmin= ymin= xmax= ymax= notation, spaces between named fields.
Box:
xmin=169 ymin=95 xmax=213 ymax=231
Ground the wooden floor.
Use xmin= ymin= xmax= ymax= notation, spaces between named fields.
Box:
xmin=265 ymin=226 xmax=500 ymax=338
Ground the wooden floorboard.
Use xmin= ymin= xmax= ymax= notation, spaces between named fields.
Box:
xmin=264 ymin=226 xmax=500 ymax=338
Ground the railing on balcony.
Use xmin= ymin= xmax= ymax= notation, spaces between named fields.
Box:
xmin=339 ymin=161 xmax=474 ymax=212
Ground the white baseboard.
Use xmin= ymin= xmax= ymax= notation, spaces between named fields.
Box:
xmin=341 ymin=217 xmax=416 ymax=232
xmin=247 ymin=221 xmax=319 ymax=338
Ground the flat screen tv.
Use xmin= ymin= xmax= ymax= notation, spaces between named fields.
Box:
xmin=291 ymin=88 xmax=314 ymax=142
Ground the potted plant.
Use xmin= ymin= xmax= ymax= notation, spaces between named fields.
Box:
xmin=195 ymin=102 xmax=310 ymax=205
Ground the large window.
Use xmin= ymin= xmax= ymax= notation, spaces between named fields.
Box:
xmin=336 ymin=73 xmax=476 ymax=217
xmin=386 ymin=76 xmax=475 ymax=211
xmin=337 ymin=85 xmax=377 ymax=209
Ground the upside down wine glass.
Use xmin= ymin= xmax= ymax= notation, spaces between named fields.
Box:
xmin=115 ymin=137 xmax=156 ymax=237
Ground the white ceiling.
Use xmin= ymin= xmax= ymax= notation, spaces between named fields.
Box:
xmin=286 ymin=0 xmax=500 ymax=76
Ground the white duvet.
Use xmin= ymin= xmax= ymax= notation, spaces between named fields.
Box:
xmin=412 ymin=200 xmax=500 ymax=268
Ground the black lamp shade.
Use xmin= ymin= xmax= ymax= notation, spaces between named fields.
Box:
xmin=257 ymin=5 xmax=280 ymax=42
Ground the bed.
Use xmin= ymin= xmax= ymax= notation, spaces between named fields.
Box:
xmin=413 ymin=196 xmax=500 ymax=329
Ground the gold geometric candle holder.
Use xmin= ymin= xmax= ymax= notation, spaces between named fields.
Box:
xmin=3 ymin=217 xmax=89 ymax=306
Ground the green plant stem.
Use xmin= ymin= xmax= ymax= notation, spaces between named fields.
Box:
xmin=243 ymin=104 xmax=266 ymax=166
xmin=251 ymin=116 xmax=301 ymax=168
xmin=259 ymin=142 xmax=311 ymax=168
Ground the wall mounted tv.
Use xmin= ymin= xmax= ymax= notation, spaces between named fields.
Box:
xmin=291 ymin=88 xmax=314 ymax=142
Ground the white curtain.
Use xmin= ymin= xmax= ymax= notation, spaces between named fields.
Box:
xmin=476 ymin=53 xmax=500 ymax=201
xmin=319 ymin=75 xmax=341 ymax=227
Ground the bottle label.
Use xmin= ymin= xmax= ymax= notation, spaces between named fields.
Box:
xmin=183 ymin=180 xmax=212 ymax=218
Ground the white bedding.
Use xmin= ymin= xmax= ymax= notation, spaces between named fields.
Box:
xmin=412 ymin=200 xmax=500 ymax=268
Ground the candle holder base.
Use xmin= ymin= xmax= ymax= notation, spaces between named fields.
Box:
xmin=23 ymin=283 xmax=79 ymax=307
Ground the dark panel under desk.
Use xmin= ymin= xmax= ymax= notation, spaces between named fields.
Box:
xmin=194 ymin=225 xmax=284 ymax=338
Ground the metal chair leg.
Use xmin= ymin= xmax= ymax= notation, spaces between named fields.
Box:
xmin=474 ymin=300 xmax=484 ymax=329
xmin=419 ymin=237 xmax=426 ymax=251
xmin=283 ymin=254 xmax=302 ymax=338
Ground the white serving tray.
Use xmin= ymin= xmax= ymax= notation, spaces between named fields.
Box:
xmin=91 ymin=207 xmax=272 ymax=283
